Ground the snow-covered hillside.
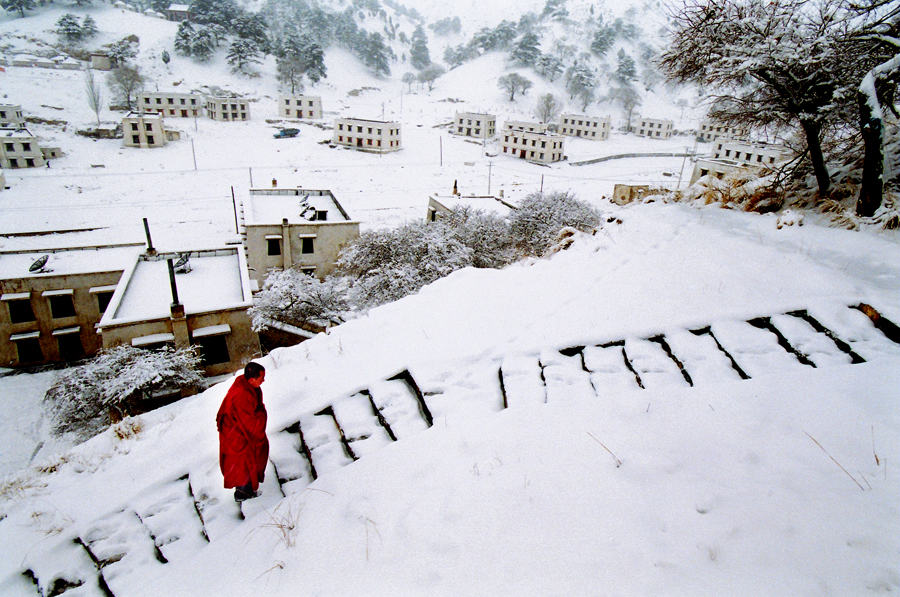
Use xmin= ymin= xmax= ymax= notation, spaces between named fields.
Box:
xmin=0 ymin=0 xmax=898 ymax=595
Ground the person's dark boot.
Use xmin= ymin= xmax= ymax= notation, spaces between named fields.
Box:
xmin=234 ymin=484 xmax=259 ymax=502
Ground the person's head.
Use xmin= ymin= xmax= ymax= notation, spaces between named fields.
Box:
xmin=244 ymin=362 xmax=266 ymax=387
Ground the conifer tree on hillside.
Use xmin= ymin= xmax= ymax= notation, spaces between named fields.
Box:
xmin=512 ymin=32 xmax=541 ymax=67
xmin=227 ymin=38 xmax=261 ymax=74
xmin=81 ymin=15 xmax=98 ymax=40
xmin=56 ymin=14 xmax=84 ymax=43
xmin=191 ymin=28 xmax=215 ymax=61
xmin=417 ymin=64 xmax=445 ymax=91
xmin=174 ymin=20 xmax=195 ymax=56
xmin=614 ymin=49 xmax=637 ymax=85
xmin=566 ymin=62 xmax=596 ymax=100
xmin=536 ymin=54 xmax=563 ymax=81
xmin=409 ymin=25 xmax=430 ymax=70
xmin=2 ymin=0 xmax=36 ymax=18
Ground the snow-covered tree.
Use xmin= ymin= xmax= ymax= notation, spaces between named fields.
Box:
xmin=227 ymin=38 xmax=261 ymax=75
xmin=402 ymin=71 xmax=417 ymax=91
xmin=2 ymin=0 xmax=36 ymax=18
xmin=277 ymin=54 xmax=303 ymax=93
xmin=417 ymin=64 xmax=445 ymax=91
xmin=410 ymin=25 xmax=430 ymax=70
xmin=174 ymin=21 xmax=195 ymax=56
xmin=444 ymin=43 xmax=479 ymax=69
xmin=56 ymin=14 xmax=84 ymax=43
xmin=107 ymin=65 xmax=145 ymax=109
xmin=614 ymin=49 xmax=637 ymax=84
xmin=659 ymin=0 xmax=879 ymax=196
xmin=498 ymin=73 xmax=533 ymax=101
xmin=362 ymin=32 xmax=391 ymax=76
xmin=535 ymin=93 xmax=561 ymax=123
xmin=608 ymin=85 xmax=642 ymax=131
xmin=508 ymin=191 xmax=603 ymax=257
xmin=590 ymin=20 xmax=616 ymax=57
xmin=105 ymin=36 xmax=139 ymax=66
xmin=511 ymin=32 xmax=541 ymax=67
xmin=441 ymin=206 xmax=513 ymax=269
xmin=43 ymin=345 xmax=204 ymax=439
xmin=565 ymin=62 xmax=596 ymax=100
xmin=430 ymin=16 xmax=461 ymax=36
xmin=191 ymin=28 xmax=215 ymax=61
xmin=249 ymin=269 xmax=349 ymax=330
xmin=536 ymin=53 xmax=564 ymax=81
xmin=81 ymin=15 xmax=98 ymax=40
xmin=84 ymin=68 xmax=102 ymax=125
xmin=161 ymin=49 xmax=171 ymax=66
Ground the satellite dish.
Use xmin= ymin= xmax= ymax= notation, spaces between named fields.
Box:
xmin=301 ymin=206 xmax=316 ymax=221
xmin=174 ymin=253 xmax=191 ymax=274
xmin=29 ymin=254 xmax=49 ymax=273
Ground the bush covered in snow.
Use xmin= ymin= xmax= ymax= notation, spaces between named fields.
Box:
xmin=249 ymin=269 xmax=349 ymax=330
xmin=44 ymin=345 xmax=204 ymax=439
xmin=508 ymin=191 xmax=603 ymax=257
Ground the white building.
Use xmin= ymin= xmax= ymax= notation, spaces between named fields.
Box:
xmin=559 ymin=114 xmax=610 ymax=141
xmin=137 ymin=91 xmax=204 ymax=118
xmin=0 ymin=128 xmax=45 ymax=168
xmin=452 ymin=112 xmax=496 ymax=139
xmin=333 ymin=118 xmax=402 ymax=153
xmin=279 ymin=95 xmax=323 ymax=120
xmin=712 ymin=140 xmax=788 ymax=167
xmin=504 ymin=120 xmax=549 ymax=134
xmin=426 ymin=192 xmax=514 ymax=222
xmin=636 ymin=118 xmax=674 ymax=140
xmin=205 ymin=97 xmax=250 ymax=122
xmin=122 ymin=113 xmax=166 ymax=148
xmin=242 ymin=187 xmax=360 ymax=283
xmin=501 ymin=129 xmax=565 ymax=165
xmin=0 ymin=105 xmax=25 ymax=130
xmin=698 ymin=122 xmax=749 ymax=142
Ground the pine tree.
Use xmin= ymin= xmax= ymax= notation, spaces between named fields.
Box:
xmin=511 ymin=32 xmax=541 ymax=67
xmin=362 ymin=32 xmax=391 ymax=77
xmin=409 ymin=25 xmax=430 ymax=70
xmin=2 ymin=0 xmax=36 ymax=18
xmin=536 ymin=54 xmax=563 ymax=81
xmin=227 ymin=38 xmax=261 ymax=75
xmin=174 ymin=20 xmax=195 ymax=56
xmin=590 ymin=22 xmax=615 ymax=57
xmin=56 ymin=13 xmax=84 ymax=43
xmin=615 ymin=49 xmax=637 ymax=85
xmin=81 ymin=15 xmax=98 ymax=40
xmin=277 ymin=55 xmax=303 ymax=93
xmin=299 ymin=34 xmax=326 ymax=83
xmin=161 ymin=49 xmax=171 ymax=66
xmin=191 ymin=28 xmax=215 ymax=61
xmin=565 ymin=62 xmax=596 ymax=100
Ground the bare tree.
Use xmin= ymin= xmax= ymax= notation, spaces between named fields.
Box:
xmin=84 ymin=68 xmax=103 ymax=125
xmin=535 ymin=93 xmax=561 ymax=123
xmin=498 ymin=73 xmax=533 ymax=101
xmin=107 ymin=65 xmax=145 ymax=109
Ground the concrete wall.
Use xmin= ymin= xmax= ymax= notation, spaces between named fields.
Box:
xmin=279 ymin=95 xmax=323 ymax=119
xmin=333 ymin=118 xmax=402 ymax=152
xmin=501 ymin=131 xmax=565 ymax=164
xmin=245 ymin=220 xmax=360 ymax=282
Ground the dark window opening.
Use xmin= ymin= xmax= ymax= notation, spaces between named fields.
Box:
xmin=48 ymin=295 xmax=76 ymax=319
xmin=97 ymin=291 xmax=115 ymax=314
xmin=267 ymin=238 xmax=282 ymax=256
xmin=8 ymin=299 xmax=35 ymax=323
xmin=14 ymin=338 xmax=43 ymax=363
xmin=301 ymin=238 xmax=314 ymax=254
xmin=196 ymin=335 xmax=229 ymax=365
xmin=57 ymin=334 xmax=85 ymax=360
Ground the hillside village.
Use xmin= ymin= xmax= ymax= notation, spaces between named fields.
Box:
xmin=0 ymin=0 xmax=897 ymax=595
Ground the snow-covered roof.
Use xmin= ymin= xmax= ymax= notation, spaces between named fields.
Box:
xmin=0 ymin=127 xmax=35 ymax=139
xmin=244 ymin=188 xmax=354 ymax=225
xmin=430 ymin=194 xmax=514 ymax=217
xmin=167 ymin=3 xmax=190 ymax=11
xmin=0 ymin=245 xmax=142 ymax=280
xmin=100 ymin=248 xmax=252 ymax=326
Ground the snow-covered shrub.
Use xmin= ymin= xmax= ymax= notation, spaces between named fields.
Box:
xmin=337 ymin=221 xmax=473 ymax=308
xmin=249 ymin=268 xmax=349 ymax=330
xmin=508 ymin=191 xmax=603 ymax=258
xmin=43 ymin=345 xmax=204 ymax=439
xmin=441 ymin=206 xmax=514 ymax=268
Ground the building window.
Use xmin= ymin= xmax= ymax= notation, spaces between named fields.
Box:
xmin=57 ymin=333 xmax=85 ymax=360
xmin=4 ymin=142 xmax=14 ymax=151
xmin=267 ymin=238 xmax=281 ymax=256
xmin=14 ymin=337 xmax=43 ymax=363
xmin=96 ymin=291 xmax=115 ymax=314
xmin=196 ymin=335 xmax=230 ymax=365
xmin=8 ymin=299 xmax=35 ymax=323
xmin=48 ymin=295 xmax=76 ymax=319
xmin=146 ymin=135 xmax=155 ymax=145
xmin=132 ymin=135 xmax=140 ymax=144
xmin=22 ymin=143 xmax=30 ymax=151
xmin=301 ymin=237 xmax=314 ymax=254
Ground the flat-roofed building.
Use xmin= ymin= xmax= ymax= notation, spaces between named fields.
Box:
xmin=698 ymin=122 xmax=748 ymax=142
xmin=452 ymin=112 xmax=496 ymax=139
xmin=426 ymin=192 xmax=515 ymax=222
xmin=0 ymin=105 xmax=25 ymax=130
xmin=242 ymin=187 xmax=360 ymax=283
xmin=333 ymin=117 xmax=401 ymax=152
xmin=137 ymin=91 xmax=204 ymax=118
xmin=0 ymin=244 xmax=144 ymax=367
xmin=206 ymin=96 xmax=250 ymax=122
xmin=712 ymin=140 xmax=789 ymax=167
xmin=0 ymin=128 xmax=45 ymax=168
xmin=559 ymin=114 xmax=610 ymax=140
xmin=122 ymin=112 xmax=167 ymax=148
xmin=279 ymin=95 xmax=323 ymax=119
xmin=636 ymin=118 xmax=674 ymax=140
xmin=503 ymin=120 xmax=549 ymax=134
xmin=501 ymin=129 xmax=565 ymax=165
xmin=98 ymin=247 xmax=260 ymax=376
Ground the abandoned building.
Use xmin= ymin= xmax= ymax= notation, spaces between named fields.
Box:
xmin=279 ymin=95 xmax=323 ymax=120
xmin=558 ymin=114 xmax=610 ymax=141
xmin=136 ymin=91 xmax=204 ymax=118
xmin=452 ymin=112 xmax=496 ymax=139
xmin=333 ymin=118 xmax=402 ymax=153
xmin=205 ymin=97 xmax=251 ymax=122
xmin=501 ymin=129 xmax=565 ymax=165
xmin=635 ymin=118 xmax=674 ymax=140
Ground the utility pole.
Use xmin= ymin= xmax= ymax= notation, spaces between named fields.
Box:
xmin=488 ymin=161 xmax=493 ymax=195
xmin=191 ymin=138 xmax=197 ymax=171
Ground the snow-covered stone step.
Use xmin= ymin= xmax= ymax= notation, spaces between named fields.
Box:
xmin=541 ymin=348 xmax=596 ymax=405
xmin=582 ymin=343 xmax=642 ymax=394
xmin=131 ymin=476 xmax=210 ymax=563
xmin=805 ymin=304 xmax=900 ymax=361
xmin=297 ymin=411 xmax=355 ymax=477
xmin=769 ymin=313 xmax=855 ymax=368
xmin=662 ymin=328 xmax=744 ymax=385
xmin=709 ymin=320 xmax=810 ymax=378
xmin=269 ymin=428 xmax=315 ymax=495
xmin=499 ymin=356 xmax=546 ymax=407
xmin=623 ymin=337 xmax=691 ymax=390
xmin=368 ymin=375 xmax=431 ymax=439
xmin=331 ymin=392 xmax=395 ymax=458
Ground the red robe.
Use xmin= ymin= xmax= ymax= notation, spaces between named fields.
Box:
xmin=216 ymin=375 xmax=269 ymax=491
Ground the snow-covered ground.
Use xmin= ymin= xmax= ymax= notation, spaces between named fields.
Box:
xmin=0 ymin=1 xmax=898 ymax=595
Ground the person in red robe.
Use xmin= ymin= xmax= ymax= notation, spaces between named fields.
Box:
xmin=216 ymin=362 xmax=268 ymax=502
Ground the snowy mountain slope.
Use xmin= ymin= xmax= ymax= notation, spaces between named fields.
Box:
xmin=0 ymin=203 xmax=897 ymax=596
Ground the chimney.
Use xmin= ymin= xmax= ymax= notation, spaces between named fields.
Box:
xmin=272 ymin=178 xmax=277 ymax=188
xmin=452 ymin=180 xmax=459 ymax=195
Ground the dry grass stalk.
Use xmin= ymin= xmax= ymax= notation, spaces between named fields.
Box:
xmin=587 ymin=432 xmax=622 ymax=468
xmin=804 ymin=431 xmax=865 ymax=491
